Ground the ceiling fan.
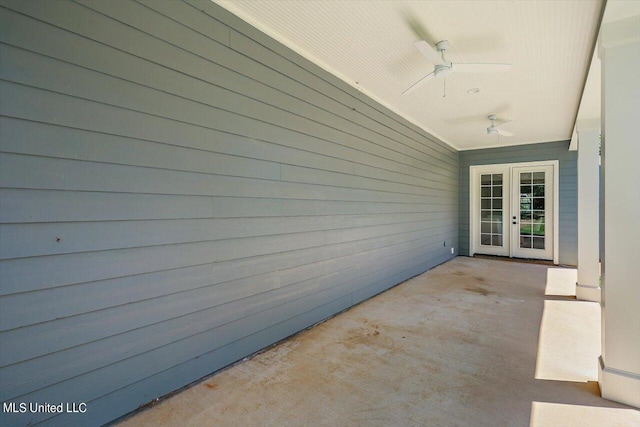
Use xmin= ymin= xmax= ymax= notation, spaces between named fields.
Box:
xmin=486 ymin=114 xmax=514 ymax=137
xmin=403 ymin=39 xmax=511 ymax=95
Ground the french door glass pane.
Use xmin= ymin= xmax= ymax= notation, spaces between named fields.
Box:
xmin=480 ymin=173 xmax=504 ymax=247
xmin=533 ymin=198 xmax=545 ymax=210
xmin=520 ymin=171 xmax=545 ymax=249
xmin=533 ymin=172 xmax=545 ymax=184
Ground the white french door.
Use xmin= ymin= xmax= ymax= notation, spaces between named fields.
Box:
xmin=474 ymin=165 xmax=511 ymax=257
xmin=470 ymin=161 xmax=557 ymax=262
xmin=511 ymin=165 xmax=554 ymax=260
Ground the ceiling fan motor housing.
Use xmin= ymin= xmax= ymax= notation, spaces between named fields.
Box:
xmin=433 ymin=40 xmax=452 ymax=78
xmin=434 ymin=64 xmax=453 ymax=78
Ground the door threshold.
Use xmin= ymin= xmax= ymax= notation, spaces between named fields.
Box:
xmin=472 ymin=254 xmax=556 ymax=266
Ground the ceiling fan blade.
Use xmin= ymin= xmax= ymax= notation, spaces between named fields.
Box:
xmin=414 ymin=40 xmax=444 ymax=66
xmin=453 ymin=63 xmax=511 ymax=73
xmin=495 ymin=118 xmax=514 ymax=126
xmin=403 ymin=13 xmax=438 ymax=45
xmin=497 ymin=129 xmax=514 ymax=137
xmin=402 ymin=71 xmax=435 ymax=95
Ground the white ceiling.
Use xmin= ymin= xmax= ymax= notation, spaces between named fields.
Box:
xmin=215 ymin=0 xmax=604 ymax=150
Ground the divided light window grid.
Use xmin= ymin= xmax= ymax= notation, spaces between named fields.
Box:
xmin=519 ymin=172 xmax=545 ymax=249
xmin=480 ymin=173 xmax=503 ymax=247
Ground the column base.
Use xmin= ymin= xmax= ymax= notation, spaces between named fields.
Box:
xmin=598 ymin=356 xmax=640 ymax=408
xmin=576 ymin=282 xmax=601 ymax=302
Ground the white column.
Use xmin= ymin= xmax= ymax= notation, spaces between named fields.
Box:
xmin=598 ymin=14 xmax=640 ymax=408
xmin=576 ymin=119 xmax=601 ymax=302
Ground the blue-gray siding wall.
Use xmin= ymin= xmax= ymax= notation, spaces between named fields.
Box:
xmin=459 ymin=141 xmax=577 ymax=265
xmin=0 ymin=1 xmax=458 ymax=425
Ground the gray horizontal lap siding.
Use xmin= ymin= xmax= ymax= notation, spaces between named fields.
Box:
xmin=459 ymin=140 xmax=577 ymax=265
xmin=0 ymin=1 xmax=458 ymax=426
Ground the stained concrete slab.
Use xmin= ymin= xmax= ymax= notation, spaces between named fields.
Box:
xmin=117 ymin=257 xmax=639 ymax=426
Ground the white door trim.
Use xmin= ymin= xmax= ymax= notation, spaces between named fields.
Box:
xmin=469 ymin=160 xmax=559 ymax=264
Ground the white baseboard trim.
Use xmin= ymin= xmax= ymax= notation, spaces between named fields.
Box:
xmin=598 ymin=356 xmax=640 ymax=408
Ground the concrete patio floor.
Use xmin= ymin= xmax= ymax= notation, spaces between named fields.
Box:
xmin=117 ymin=257 xmax=639 ymax=426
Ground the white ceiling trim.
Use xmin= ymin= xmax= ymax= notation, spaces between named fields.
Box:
xmin=215 ymin=0 xmax=457 ymax=149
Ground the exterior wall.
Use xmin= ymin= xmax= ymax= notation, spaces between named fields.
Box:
xmin=459 ymin=141 xmax=577 ymax=265
xmin=0 ymin=1 xmax=458 ymax=425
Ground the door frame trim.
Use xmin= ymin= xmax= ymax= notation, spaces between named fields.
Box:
xmin=469 ymin=160 xmax=559 ymax=264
